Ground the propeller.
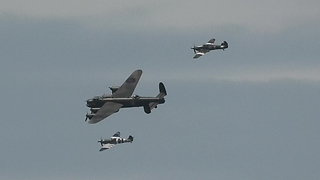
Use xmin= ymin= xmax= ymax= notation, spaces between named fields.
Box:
xmin=191 ymin=44 xmax=196 ymax=54
xmin=85 ymin=110 xmax=96 ymax=122
xmin=98 ymin=137 xmax=104 ymax=146
xmin=85 ymin=110 xmax=89 ymax=122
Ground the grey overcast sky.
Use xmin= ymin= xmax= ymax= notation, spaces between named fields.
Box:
xmin=1 ymin=1 xmax=320 ymax=180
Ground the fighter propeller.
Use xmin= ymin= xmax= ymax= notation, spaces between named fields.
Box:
xmin=191 ymin=44 xmax=196 ymax=54
xmin=98 ymin=138 xmax=104 ymax=146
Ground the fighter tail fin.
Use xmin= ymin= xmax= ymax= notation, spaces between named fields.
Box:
xmin=128 ymin=135 xmax=134 ymax=142
xmin=221 ymin=41 xmax=228 ymax=49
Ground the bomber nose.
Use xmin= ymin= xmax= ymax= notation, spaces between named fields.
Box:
xmin=86 ymin=99 xmax=93 ymax=107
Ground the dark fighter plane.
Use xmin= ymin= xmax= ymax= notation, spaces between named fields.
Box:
xmin=191 ymin=38 xmax=228 ymax=59
xmin=85 ymin=69 xmax=167 ymax=124
xmin=98 ymin=132 xmax=133 ymax=151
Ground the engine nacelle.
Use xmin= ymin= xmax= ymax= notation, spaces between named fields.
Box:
xmin=86 ymin=113 xmax=95 ymax=119
xmin=90 ymin=108 xmax=100 ymax=113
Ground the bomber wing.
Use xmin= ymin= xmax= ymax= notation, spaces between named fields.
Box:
xmin=88 ymin=102 xmax=123 ymax=124
xmin=112 ymin=69 xmax=143 ymax=98
xmin=99 ymin=144 xmax=115 ymax=151
xmin=87 ymin=70 xmax=143 ymax=124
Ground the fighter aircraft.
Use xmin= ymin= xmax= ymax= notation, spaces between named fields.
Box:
xmin=98 ymin=132 xmax=133 ymax=151
xmin=85 ymin=69 xmax=167 ymax=124
xmin=191 ymin=38 xmax=228 ymax=59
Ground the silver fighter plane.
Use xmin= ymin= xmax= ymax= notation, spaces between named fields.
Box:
xmin=98 ymin=132 xmax=133 ymax=151
xmin=191 ymin=38 xmax=228 ymax=59
xmin=85 ymin=69 xmax=167 ymax=124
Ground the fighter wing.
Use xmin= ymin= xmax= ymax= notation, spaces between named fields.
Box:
xmin=112 ymin=132 xmax=120 ymax=137
xmin=99 ymin=144 xmax=115 ymax=151
xmin=88 ymin=102 xmax=123 ymax=124
xmin=112 ymin=69 xmax=143 ymax=98
xmin=206 ymin=38 xmax=215 ymax=45
xmin=193 ymin=52 xmax=205 ymax=59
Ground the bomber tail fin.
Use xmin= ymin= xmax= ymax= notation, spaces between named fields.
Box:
xmin=158 ymin=82 xmax=167 ymax=97
xmin=148 ymin=82 xmax=167 ymax=111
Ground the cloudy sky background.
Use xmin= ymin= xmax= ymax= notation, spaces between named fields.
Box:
xmin=1 ymin=0 xmax=320 ymax=179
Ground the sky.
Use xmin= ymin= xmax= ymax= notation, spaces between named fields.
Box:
xmin=1 ymin=0 xmax=320 ymax=179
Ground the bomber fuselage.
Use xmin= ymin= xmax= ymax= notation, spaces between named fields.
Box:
xmin=86 ymin=96 xmax=165 ymax=108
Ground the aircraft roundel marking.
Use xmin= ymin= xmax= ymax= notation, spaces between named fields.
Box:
xmin=126 ymin=78 xmax=136 ymax=83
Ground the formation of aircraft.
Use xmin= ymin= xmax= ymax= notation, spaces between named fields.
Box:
xmin=191 ymin=38 xmax=228 ymax=59
xmin=98 ymin=132 xmax=133 ymax=151
xmin=85 ymin=69 xmax=167 ymax=124
xmin=86 ymin=38 xmax=227 ymax=151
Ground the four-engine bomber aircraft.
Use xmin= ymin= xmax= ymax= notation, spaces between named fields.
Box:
xmin=98 ymin=132 xmax=133 ymax=151
xmin=191 ymin=38 xmax=228 ymax=59
xmin=85 ymin=69 xmax=167 ymax=124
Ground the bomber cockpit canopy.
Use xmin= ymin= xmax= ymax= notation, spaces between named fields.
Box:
xmin=92 ymin=96 xmax=100 ymax=100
